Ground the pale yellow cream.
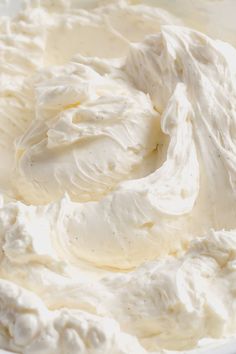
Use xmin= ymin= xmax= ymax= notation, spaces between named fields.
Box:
xmin=1 ymin=1 xmax=236 ymax=354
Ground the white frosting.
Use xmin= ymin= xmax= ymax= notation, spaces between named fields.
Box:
xmin=1 ymin=0 xmax=236 ymax=353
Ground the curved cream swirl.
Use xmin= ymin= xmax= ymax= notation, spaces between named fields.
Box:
xmin=14 ymin=58 xmax=161 ymax=205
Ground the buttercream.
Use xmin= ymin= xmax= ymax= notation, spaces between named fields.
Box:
xmin=1 ymin=1 xmax=236 ymax=353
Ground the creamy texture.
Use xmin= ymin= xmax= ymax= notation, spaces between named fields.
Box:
xmin=1 ymin=0 xmax=236 ymax=353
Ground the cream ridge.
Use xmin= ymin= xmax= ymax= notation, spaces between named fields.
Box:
xmin=1 ymin=0 xmax=236 ymax=353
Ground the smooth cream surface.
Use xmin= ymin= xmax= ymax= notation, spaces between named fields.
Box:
xmin=1 ymin=0 xmax=236 ymax=353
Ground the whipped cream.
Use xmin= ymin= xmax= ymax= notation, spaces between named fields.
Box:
xmin=1 ymin=1 xmax=236 ymax=353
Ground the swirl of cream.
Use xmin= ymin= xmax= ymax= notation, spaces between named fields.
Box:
xmin=10 ymin=23 xmax=203 ymax=269
xmin=14 ymin=57 xmax=161 ymax=205
xmin=10 ymin=79 xmax=198 ymax=269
